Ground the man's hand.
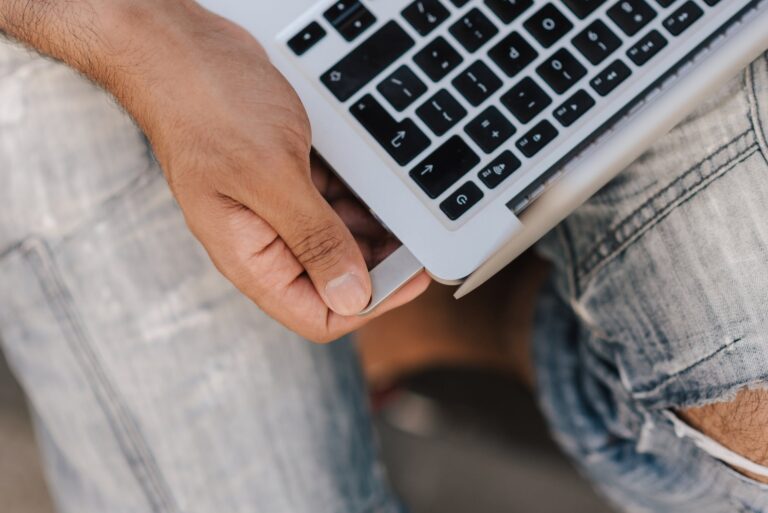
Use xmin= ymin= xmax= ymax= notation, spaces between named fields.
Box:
xmin=0 ymin=1 xmax=430 ymax=342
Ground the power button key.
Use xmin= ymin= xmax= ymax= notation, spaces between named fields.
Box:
xmin=440 ymin=182 xmax=484 ymax=220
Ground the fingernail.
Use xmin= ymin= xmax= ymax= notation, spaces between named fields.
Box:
xmin=325 ymin=273 xmax=369 ymax=315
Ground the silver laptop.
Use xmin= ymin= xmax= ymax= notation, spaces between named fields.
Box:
xmin=197 ymin=0 xmax=768 ymax=311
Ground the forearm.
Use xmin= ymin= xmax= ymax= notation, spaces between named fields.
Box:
xmin=0 ymin=1 xmax=215 ymax=117
xmin=0 ymin=0 xmax=262 ymax=137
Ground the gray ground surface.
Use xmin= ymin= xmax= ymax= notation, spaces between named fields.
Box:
xmin=0 ymin=354 xmax=613 ymax=513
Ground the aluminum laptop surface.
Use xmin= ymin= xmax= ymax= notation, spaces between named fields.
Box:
xmin=197 ymin=0 xmax=768 ymax=306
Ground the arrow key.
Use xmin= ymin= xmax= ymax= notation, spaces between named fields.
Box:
xmin=410 ymin=136 xmax=480 ymax=198
xmin=351 ymin=94 xmax=431 ymax=166
xmin=553 ymin=89 xmax=595 ymax=127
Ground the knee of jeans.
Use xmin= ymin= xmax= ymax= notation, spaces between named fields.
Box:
xmin=0 ymin=42 xmax=157 ymax=247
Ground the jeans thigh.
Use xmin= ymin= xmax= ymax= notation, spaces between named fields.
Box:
xmin=534 ymin=53 xmax=768 ymax=512
xmin=0 ymin=40 xmax=398 ymax=513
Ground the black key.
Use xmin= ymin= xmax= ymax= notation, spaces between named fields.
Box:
xmin=378 ymin=65 xmax=428 ymax=111
xmin=324 ymin=1 xmax=377 ymax=41
xmin=562 ymin=0 xmax=608 ymax=18
xmin=288 ymin=22 xmax=327 ymax=56
xmin=414 ymin=37 xmax=464 ymax=82
xmin=450 ymin=0 xmax=471 ymax=6
xmin=416 ymin=89 xmax=468 ymax=136
xmin=536 ymin=48 xmax=587 ymax=94
xmin=627 ymin=30 xmax=668 ymax=65
xmin=441 ymin=182 xmax=484 ymax=220
xmin=590 ymin=59 xmax=632 ymax=96
xmin=607 ymin=0 xmax=657 ymax=36
xmin=402 ymin=0 xmax=450 ymax=36
xmin=350 ymin=95 xmax=430 ymax=165
xmin=656 ymin=0 xmax=677 ymax=6
xmin=321 ymin=22 xmax=415 ymax=102
xmin=449 ymin=8 xmax=499 ymax=52
xmin=324 ymin=1 xmax=355 ymax=22
xmin=572 ymin=20 xmax=622 ymax=65
xmin=488 ymin=32 xmax=538 ymax=77
xmin=663 ymin=1 xmax=704 ymax=36
xmin=464 ymin=106 xmax=517 ymax=153
xmin=516 ymin=120 xmax=559 ymax=157
xmin=452 ymin=61 xmax=503 ymax=106
xmin=484 ymin=0 xmax=534 ymax=23
xmin=703 ymin=0 xmax=721 ymax=5
xmin=500 ymin=77 xmax=552 ymax=124
xmin=553 ymin=89 xmax=595 ymax=126
xmin=523 ymin=4 xmax=574 ymax=48
xmin=410 ymin=136 xmax=480 ymax=198
xmin=478 ymin=150 xmax=522 ymax=188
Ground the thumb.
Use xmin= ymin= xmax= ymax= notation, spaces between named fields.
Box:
xmin=265 ymin=181 xmax=372 ymax=316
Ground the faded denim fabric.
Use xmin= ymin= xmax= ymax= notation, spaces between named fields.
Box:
xmin=0 ymin=41 xmax=402 ymax=513
xmin=535 ymin=52 xmax=768 ymax=512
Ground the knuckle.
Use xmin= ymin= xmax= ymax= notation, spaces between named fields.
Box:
xmin=292 ymin=223 xmax=345 ymax=271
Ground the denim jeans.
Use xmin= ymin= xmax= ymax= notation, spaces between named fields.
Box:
xmin=2 ymin=36 xmax=768 ymax=512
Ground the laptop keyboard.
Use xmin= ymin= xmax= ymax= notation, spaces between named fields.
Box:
xmin=292 ymin=0 xmax=725 ymax=222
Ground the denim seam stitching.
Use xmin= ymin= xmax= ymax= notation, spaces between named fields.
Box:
xmin=556 ymin=224 xmax=580 ymax=298
xmin=747 ymin=56 xmax=768 ymax=167
xmin=632 ymin=338 xmax=745 ymax=398
xmin=21 ymin=238 xmax=178 ymax=513
xmin=576 ymin=129 xmax=755 ymax=282
xmin=576 ymin=130 xmax=752 ymax=276
xmin=580 ymin=145 xmax=758 ymax=288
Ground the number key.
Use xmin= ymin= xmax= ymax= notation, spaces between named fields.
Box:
xmin=536 ymin=48 xmax=587 ymax=95
xmin=524 ymin=3 xmax=574 ymax=48
xmin=484 ymin=0 xmax=534 ymax=24
xmin=607 ymin=0 xmax=657 ymax=36
xmin=572 ymin=20 xmax=622 ymax=65
xmin=562 ymin=0 xmax=608 ymax=18
xmin=414 ymin=37 xmax=464 ymax=82
xmin=402 ymin=0 xmax=450 ymax=36
xmin=449 ymin=8 xmax=499 ymax=52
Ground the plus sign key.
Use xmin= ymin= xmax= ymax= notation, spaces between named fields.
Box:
xmin=351 ymin=95 xmax=430 ymax=166
xmin=464 ymin=106 xmax=516 ymax=154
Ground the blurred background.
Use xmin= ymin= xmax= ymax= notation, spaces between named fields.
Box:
xmin=0 ymin=258 xmax=615 ymax=513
